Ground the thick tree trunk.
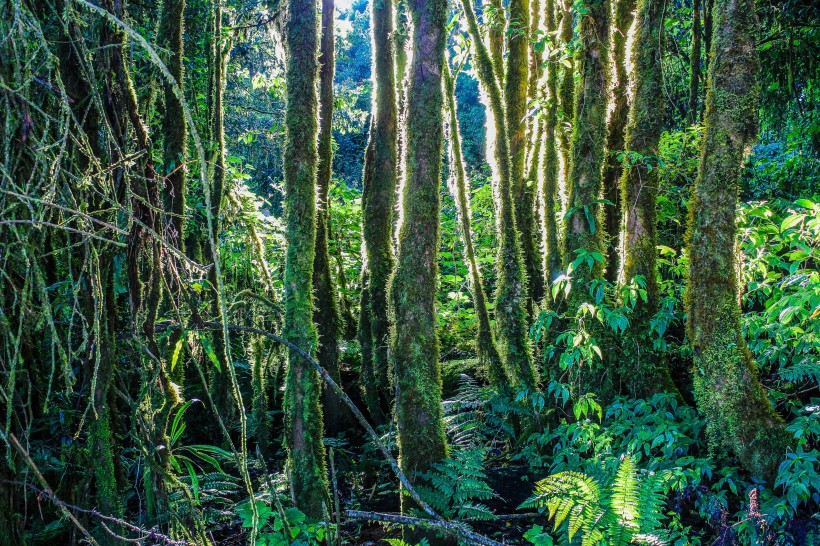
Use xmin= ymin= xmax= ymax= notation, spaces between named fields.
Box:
xmin=389 ymin=0 xmax=448 ymax=514
xmin=283 ymin=0 xmax=330 ymax=516
xmin=360 ymin=0 xmax=399 ymax=423
xmin=685 ymin=0 xmax=791 ymax=482
xmin=460 ymin=0 xmax=537 ymax=389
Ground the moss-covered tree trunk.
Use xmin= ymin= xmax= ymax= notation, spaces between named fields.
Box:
xmin=563 ymin=0 xmax=610 ymax=395
xmin=542 ymin=0 xmax=562 ymax=298
xmin=563 ymin=0 xmax=609 ymax=277
xmin=444 ymin=64 xmax=506 ymax=385
xmin=460 ymin=0 xmax=537 ymax=389
xmin=601 ymin=0 xmax=634 ymax=283
xmin=389 ymin=0 xmax=448 ymax=509
xmin=283 ymin=0 xmax=330 ymax=517
xmin=685 ymin=0 xmax=791 ymax=482
xmin=508 ymin=0 xmax=543 ymax=312
xmin=360 ymin=0 xmax=399 ymax=424
xmin=557 ymin=0 xmax=575 ymax=188
xmin=313 ymin=0 xmax=347 ymax=435
xmin=619 ymin=0 xmax=676 ymax=397
xmin=159 ymin=0 xmax=187 ymax=254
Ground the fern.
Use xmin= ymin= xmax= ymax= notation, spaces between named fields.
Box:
xmin=417 ymin=448 xmax=497 ymax=521
xmin=520 ymin=455 xmax=671 ymax=546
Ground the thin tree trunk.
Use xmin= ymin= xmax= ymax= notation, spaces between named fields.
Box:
xmin=689 ymin=0 xmax=701 ymax=123
xmin=601 ymin=0 xmax=635 ymax=284
xmin=460 ymin=0 xmax=537 ymax=389
xmin=542 ymin=0 xmax=562 ymax=299
xmin=313 ymin=0 xmax=348 ymax=435
xmin=685 ymin=0 xmax=791 ymax=482
xmin=283 ymin=0 xmax=330 ymax=516
xmin=360 ymin=0 xmax=399 ymax=423
xmin=444 ymin=64 xmax=506 ymax=385
xmin=508 ymin=0 xmax=542 ymax=313
xmin=557 ymin=0 xmax=575 ymax=190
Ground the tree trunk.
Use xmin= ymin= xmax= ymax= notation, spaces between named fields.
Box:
xmin=444 ymin=64 xmax=506 ymax=385
xmin=542 ymin=0 xmax=562 ymax=298
xmin=389 ymin=0 xmax=448 ymax=514
xmin=283 ymin=0 xmax=330 ymax=516
xmin=508 ymin=0 xmax=542 ymax=313
xmin=689 ymin=0 xmax=701 ymax=123
xmin=619 ymin=0 xmax=676 ymax=397
xmin=557 ymin=0 xmax=575 ymax=190
xmin=601 ymin=0 xmax=635 ymax=284
xmin=313 ymin=0 xmax=348 ymax=435
xmin=360 ymin=0 xmax=399 ymax=423
xmin=460 ymin=0 xmax=537 ymax=389
xmin=685 ymin=0 xmax=791 ymax=482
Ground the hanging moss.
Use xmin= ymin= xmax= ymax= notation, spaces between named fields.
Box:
xmin=601 ymin=0 xmax=635 ymax=283
xmin=685 ymin=0 xmax=791 ymax=482
xmin=618 ymin=0 xmax=677 ymax=397
xmin=460 ymin=0 xmax=537 ymax=389
xmin=388 ymin=0 xmax=448 ymax=516
xmin=283 ymin=0 xmax=330 ymax=517
xmin=360 ymin=0 xmax=399 ymax=422
xmin=313 ymin=0 xmax=348 ymax=435
xmin=444 ymin=64 xmax=506 ymax=386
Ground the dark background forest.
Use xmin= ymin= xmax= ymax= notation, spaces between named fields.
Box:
xmin=1 ymin=0 xmax=820 ymax=544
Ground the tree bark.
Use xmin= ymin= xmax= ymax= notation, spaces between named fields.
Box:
xmin=685 ymin=0 xmax=791 ymax=482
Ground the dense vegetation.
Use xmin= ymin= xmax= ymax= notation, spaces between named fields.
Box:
xmin=1 ymin=0 xmax=819 ymax=544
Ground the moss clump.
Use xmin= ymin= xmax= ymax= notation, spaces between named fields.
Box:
xmin=685 ymin=0 xmax=791 ymax=482
xmin=283 ymin=0 xmax=330 ymax=517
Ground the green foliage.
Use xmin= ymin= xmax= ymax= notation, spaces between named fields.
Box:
xmin=236 ymin=501 xmax=329 ymax=545
xmin=416 ymin=448 xmax=497 ymax=522
xmin=521 ymin=455 xmax=670 ymax=546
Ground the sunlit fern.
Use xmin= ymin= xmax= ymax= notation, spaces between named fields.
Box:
xmin=519 ymin=455 xmax=670 ymax=545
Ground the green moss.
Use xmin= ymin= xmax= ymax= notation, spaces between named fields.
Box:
xmin=388 ymin=0 xmax=448 ymax=519
xmin=283 ymin=0 xmax=330 ymax=517
xmin=557 ymin=0 xmax=575 ymax=183
xmin=685 ymin=0 xmax=791 ymax=482
xmin=159 ymin=0 xmax=186 ymax=254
